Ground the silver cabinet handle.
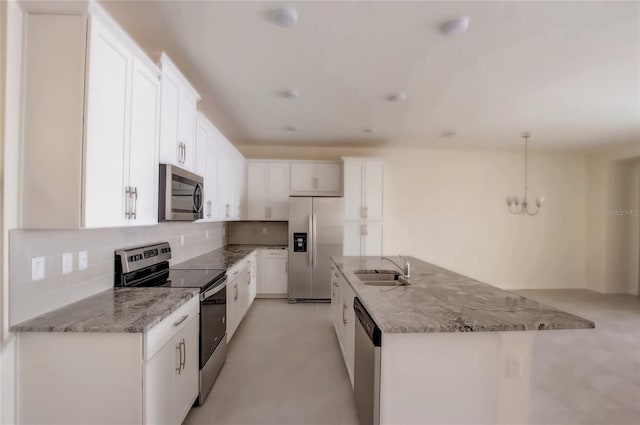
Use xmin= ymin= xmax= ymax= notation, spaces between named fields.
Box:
xmin=180 ymin=338 xmax=186 ymax=371
xmin=364 ymin=206 xmax=368 ymax=219
xmin=343 ymin=304 xmax=347 ymax=325
xmin=207 ymin=200 xmax=212 ymax=218
xmin=285 ymin=260 xmax=288 ymax=273
xmin=234 ymin=284 xmax=238 ymax=300
xmin=131 ymin=187 xmax=138 ymax=220
xmin=173 ymin=314 xmax=189 ymax=327
xmin=183 ymin=143 xmax=187 ymax=164
xmin=333 ymin=281 xmax=339 ymax=287
xmin=125 ymin=186 xmax=132 ymax=219
xmin=176 ymin=342 xmax=182 ymax=374
xmin=225 ymin=204 xmax=230 ymax=218
xmin=265 ymin=206 xmax=268 ymax=219
xmin=334 ymin=272 xmax=339 ymax=278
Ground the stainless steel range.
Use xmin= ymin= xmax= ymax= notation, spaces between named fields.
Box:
xmin=115 ymin=242 xmax=227 ymax=406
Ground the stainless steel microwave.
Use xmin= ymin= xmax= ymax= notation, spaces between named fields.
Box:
xmin=159 ymin=164 xmax=204 ymax=221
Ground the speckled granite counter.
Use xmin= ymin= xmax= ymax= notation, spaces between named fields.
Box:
xmin=10 ymin=288 xmax=198 ymax=333
xmin=331 ymin=256 xmax=595 ymax=334
xmin=172 ymin=244 xmax=287 ymax=270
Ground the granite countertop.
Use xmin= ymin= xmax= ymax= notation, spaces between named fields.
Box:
xmin=331 ymin=256 xmax=595 ymax=334
xmin=172 ymin=244 xmax=287 ymax=270
xmin=10 ymin=288 xmax=199 ymax=333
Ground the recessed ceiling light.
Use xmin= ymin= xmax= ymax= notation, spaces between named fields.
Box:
xmin=386 ymin=92 xmax=408 ymax=102
xmin=441 ymin=130 xmax=457 ymax=138
xmin=280 ymin=89 xmax=300 ymax=99
xmin=270 ymin=7 xmax=298 ymax=28
xmin=286 ymin=125 xmax=301 ymax=132
xmin=438 ymin=16 xmax=470 ymax=37
xmin=363 ymin=128 xmax=376 ymax=134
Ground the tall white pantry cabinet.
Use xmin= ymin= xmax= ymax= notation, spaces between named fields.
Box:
xmin=342 ymin=158 xmax=384 ymax=256
xmin=20 ymin=4 xmax=162 ymax=229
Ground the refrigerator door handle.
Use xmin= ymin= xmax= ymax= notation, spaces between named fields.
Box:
xmin=308 ymin=214 xmax=313 ymax=267
xmin=313 ymin=214 xmax=317 ymax=268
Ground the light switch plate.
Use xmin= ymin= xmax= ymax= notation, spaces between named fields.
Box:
xmin=62 ymin=252 xmax=73 ymax=274
xmin=262 ymin=227 xmax=268 ymax=234
xmin=31 ymin=257 xmax=45 ymax=281
xmin=78 ymin=251 xmax=88 ymax=270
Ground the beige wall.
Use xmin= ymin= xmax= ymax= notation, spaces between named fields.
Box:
xmin=586 ymin=154 xmax=640 ymax=294
xmin=240 ymin=145 xmax=589 ymax=291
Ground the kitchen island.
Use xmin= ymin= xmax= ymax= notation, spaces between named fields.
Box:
xmin=330 ymin=256 xmax=594 ymax=425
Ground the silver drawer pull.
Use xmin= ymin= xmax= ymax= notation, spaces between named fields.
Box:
xmin=334 ymin=272 xmax=339 ymax=278
xmin=173 ymin=314 xmax=189 ymax=327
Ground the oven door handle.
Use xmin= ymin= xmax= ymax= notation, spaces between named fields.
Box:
xmin=201 ymin=276 xmax=228 ymax=301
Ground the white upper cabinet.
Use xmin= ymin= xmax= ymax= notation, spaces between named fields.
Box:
xmin=158 ymin=53 xmax=201 ymax=173
xmin=196 ymin=113 xmax=218 ymax=221
xmin=247 ymin=161 xmax=290 ymax=220
xmin=289 ymin=161 xmax=342 ymax=196
xmin=343 ymin=158 xmax=384 ymax=222
xmin=343 ymin=158 xmax=384 ymax=256
xmin=20 ymin=4 xmax=160 ymax=229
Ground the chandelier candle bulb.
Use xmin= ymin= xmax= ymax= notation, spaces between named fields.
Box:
xmin=536 ymin=196 xmax=545 ymax=207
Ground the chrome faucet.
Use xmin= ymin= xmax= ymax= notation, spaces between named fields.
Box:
xmin=381 ymin=256 xmax=411 ymax=279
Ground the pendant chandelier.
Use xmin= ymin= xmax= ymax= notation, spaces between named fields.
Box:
xmin=506 ymin=133 xmax=545 ymax=216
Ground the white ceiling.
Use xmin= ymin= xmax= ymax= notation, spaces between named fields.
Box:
xmin=100 ymin=0 xmax=640 ymax=150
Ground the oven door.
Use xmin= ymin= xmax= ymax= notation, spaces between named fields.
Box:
xmin=200 ymin=277 xmax=227 ymax=369
xmin=159 ymin=164 xmax=204 ymax=221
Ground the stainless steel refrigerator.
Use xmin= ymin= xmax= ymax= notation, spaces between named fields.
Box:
xmin=288 ymin=197 xmax=343 ymax=301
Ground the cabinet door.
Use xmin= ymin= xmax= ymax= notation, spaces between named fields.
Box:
xmin=235 ymin=153 xmax=247 ymax=219
xmin=238 ymin=268 xmax=251 ymax=319
xmin=363 ymin=223 xmax=383 ymax=256
xmin=195 ymin=120 xmax=208 ymax=178
xmin=315 ymin=163 xmax=342 ymax=193
xmin=173 ymin=317 xmax=199 ymax=424
xmin=364 ymin=160 xmax=384 ymax=221
xmin=178 ymin=93 xmax=196 ymax=172
xmin=226 ymin=278 xmax=240 ymax=341
xmin=83 ymin=19 xmax=130 ymax=228
xmin=341 ymin=285 xmax=356 ymax=386
xmin=247 ymin=162 xmax=268 ymax=220
xmin=343 ymin=160 xmax=364 ymax=221
xmin=143 ymin=336 xmax=176 ymax=425
xmin=249 ymin=262 xmax=257 ymax=304
xmin=159 ymin=72 xmax=180 ymax=166
xmin=128 ymin=59 xmax=160 ymax=226
xmin=216 ymin=140 xmax=231 ymax=220
xmin=204 ymin=133 xmax=218 ymax=221
xmin=343 ymin=222 xmax=363 ymax=256
xmin=258 ymin=259 xmax=288 ymax=295
xmin=290 ymin=163 xmax=315 ymax=192
xmin=267 ymin=163 xmax=290 ymax=220
xmin=331 ymin=277 xmax=341 ymax=336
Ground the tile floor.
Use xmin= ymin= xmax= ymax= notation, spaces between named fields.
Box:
xmin=184 ymin=290 xmax=640 ymax=425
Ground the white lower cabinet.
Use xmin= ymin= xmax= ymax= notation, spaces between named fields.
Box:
xmin=144 ymin=315 xmax=199 ymax=425
xmin=330 ymin=261 xmax=356 ymax=387
xmin=226 ymin=252 xmax=258 ymax=341
xmin=257 ymin=249 xmax=288 ymax=297
xmin=17 ymin=297 xmax=199 ymax=425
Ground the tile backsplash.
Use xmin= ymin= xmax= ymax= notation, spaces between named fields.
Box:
xmin=228 ymin=221 xmax=288 ymax=245
xmin=9 ymin=221 xmax=228 ymax=326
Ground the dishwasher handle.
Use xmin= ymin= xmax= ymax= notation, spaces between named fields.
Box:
xmin=354 ymin=297 xmax=381 ymax=347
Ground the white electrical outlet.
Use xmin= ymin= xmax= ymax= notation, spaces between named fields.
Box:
xmin=78 ymin=251 xmax=88 ymax=270
xmin=507 ymin=354 xmax=523 ymax=378
xmin=31 ymin=257 xmax=45 ymax=281
xmin=62 ymin=252 xmax=73 ymax=274
xmin=180 ymin=235 xmax=185 ymax=245
xmin=262 ymin=227 xmax=268 ymax=235
xmin=205 ymin=231 xmax=210 ymax=239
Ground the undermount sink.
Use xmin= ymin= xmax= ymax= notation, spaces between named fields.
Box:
xmin=354 ymin=270 xmax=410 ymax=286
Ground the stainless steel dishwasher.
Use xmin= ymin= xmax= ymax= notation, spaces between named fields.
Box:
xmin=354 ymin=297 xmax=381 ymax=425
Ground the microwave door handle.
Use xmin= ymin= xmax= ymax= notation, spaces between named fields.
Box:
xmin=193 ymin=183 xmax=204 ymax=213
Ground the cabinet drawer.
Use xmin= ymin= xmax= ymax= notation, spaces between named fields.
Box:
xmin=228 ymin=251 xmax=257 ymax=277
xmin=260 ymin=249 xmax=287 ymax=259
xmin=144 ymin=296 xmax=199 ymax=361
